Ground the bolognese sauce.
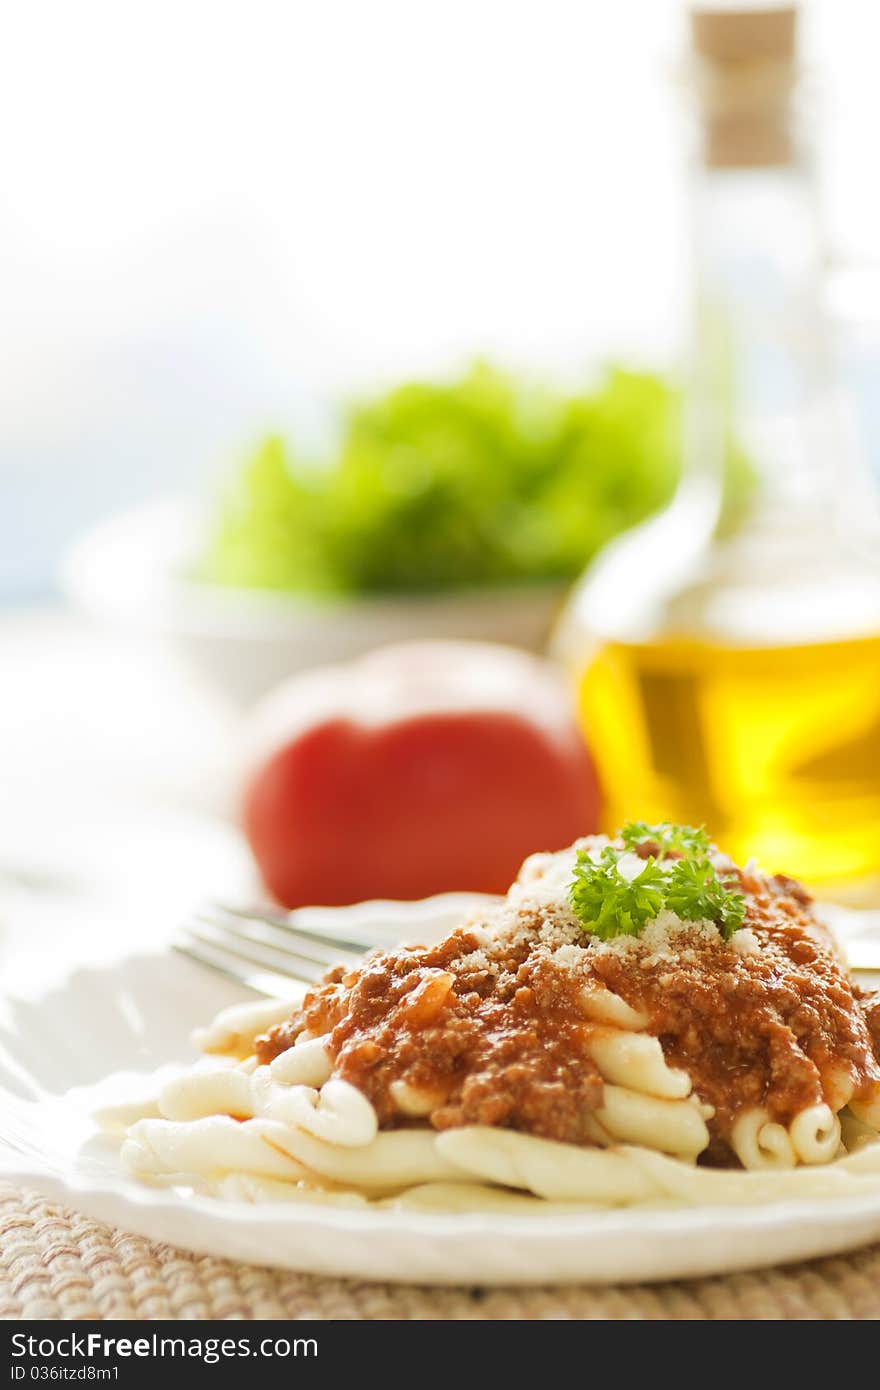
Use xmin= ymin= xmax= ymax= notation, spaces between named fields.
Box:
xmin=255 ymin=843 xmax=880 ymax=1161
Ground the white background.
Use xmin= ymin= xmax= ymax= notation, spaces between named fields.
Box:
xmin=1 ymin=0 xmax=879 ymax=596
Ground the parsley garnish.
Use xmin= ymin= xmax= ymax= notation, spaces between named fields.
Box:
xmin=664 ymin=856 xmax=746 ymax=934
xmin=570 ymin=846 xmax=668 ymax=939
xmin=570 ymin=822 xmax=746 ymax=942
xmin=619 ymin=821 xmax=711 ymax=860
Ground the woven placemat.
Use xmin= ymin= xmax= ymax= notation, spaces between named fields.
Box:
xmin=3 ymin=1184 xmax=880 ymax=1320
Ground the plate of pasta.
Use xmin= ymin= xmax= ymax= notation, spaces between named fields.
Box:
xmin=2 ymin=823 xmax=880 ymax=1285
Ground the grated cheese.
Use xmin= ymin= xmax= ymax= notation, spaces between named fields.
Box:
xmin=731 ymin=927 xmax=761 ymax=957
xmin=448 ymin=836 xmax=768 ymax=982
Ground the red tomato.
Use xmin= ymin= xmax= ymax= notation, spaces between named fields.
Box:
xmin=242 ymin=642 xmax=600 ymax=906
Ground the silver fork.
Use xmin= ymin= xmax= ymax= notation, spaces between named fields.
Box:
xmin=174 ymin=903 xmax=383 ymax=996
xmin=175 ymin=900 xmax=880 ymax=998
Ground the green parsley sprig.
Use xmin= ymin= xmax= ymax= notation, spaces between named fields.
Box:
xmin=569 ymin=846 xmax=668 ymax=939
xmin=570 ymin=822 xmax=746 ymax=942
xmin=619 ymin=821 xmax=711 ymax=860
xmin=663 ymin=856 xmax=746 ymax=933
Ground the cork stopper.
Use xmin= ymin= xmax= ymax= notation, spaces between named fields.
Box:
xmin=690 ymin=5 xmax=799 ymax=168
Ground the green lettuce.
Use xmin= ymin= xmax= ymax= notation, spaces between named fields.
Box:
xmin=200 ymin=363 xmax=745 ymax=595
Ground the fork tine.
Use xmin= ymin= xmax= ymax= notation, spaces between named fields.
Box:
xmin=173 ymin=938 xmax=306 ymax=998
xmin=180 ymin=919 xmax=337 ymax=986
xmin=213 ymin=902 xmax=383 ymax=955
xmin=198 ymin=906 xmax=366 ymax=969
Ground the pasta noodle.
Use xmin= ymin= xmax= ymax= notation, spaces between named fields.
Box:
xmin=381 ymin=1181 xmax=573 ymax=1214
xmin=820 ymin=1063 xmax=856 ymax=1115
xmin=622 ymin=1141 xmax=880 ymax=1205
xmin=194 ymin=997 xmax=302 ymax=1059
xmin=388 ymin=1079 xmax=448 ymax=1117
xmin=264 ymin=1123 xmax=465 ymax=1191
xmin=105 ymin=832 xmax=880 ymax=1213
xmin=215 ymin=1173 xmax=369 ymax=1207
xmin=593 ymin=1084 xmax=710 ymax=1159
xmin=849 ymin=1090 xmax=880 ymax=1131
xmin=273 ymin=1079 xmax=378 ymax=1147
xmin=585 ymin=1028 xmax=692 ymax=1099
xmin=433 ymin=1126 xmax=657 ymax=1203
xmin=789 ymin=1103 xmax=841 ymax=1165
xmin=110 ymin=1054 xmax=880 ymax=1208
xmin=158 ymin=1068 xmax=255 ymax=1123
xmin=578 ymin=985 xmax=649 ymax=1030
xmin=122 ymin=1115 xmax=313 ymax=1185
xmin=729 ymin=1108 xmax=796 ymax=1171
xmin=270 ymin=1037 xmax=333 ymax=1088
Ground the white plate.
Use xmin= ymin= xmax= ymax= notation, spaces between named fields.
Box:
xmin=3 ymin=894 xmax=880 ymax=1286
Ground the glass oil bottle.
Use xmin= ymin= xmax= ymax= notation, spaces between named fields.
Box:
xmin=555 ymin=5 xmax=880 ymax=897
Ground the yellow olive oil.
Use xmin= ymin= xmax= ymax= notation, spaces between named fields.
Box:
xmin=578 ymin=632 xmax=880 ymax=893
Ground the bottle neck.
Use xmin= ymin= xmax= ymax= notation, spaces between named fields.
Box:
xmin=687 ymin=155 xmax=841 ymax=526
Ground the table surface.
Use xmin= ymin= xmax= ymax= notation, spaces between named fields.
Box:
xmin=2 ymin=607 xmax=880 ymax=1321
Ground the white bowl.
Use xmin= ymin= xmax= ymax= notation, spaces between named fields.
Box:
xmin=63 ymin=498 xmax=568 ymax=706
